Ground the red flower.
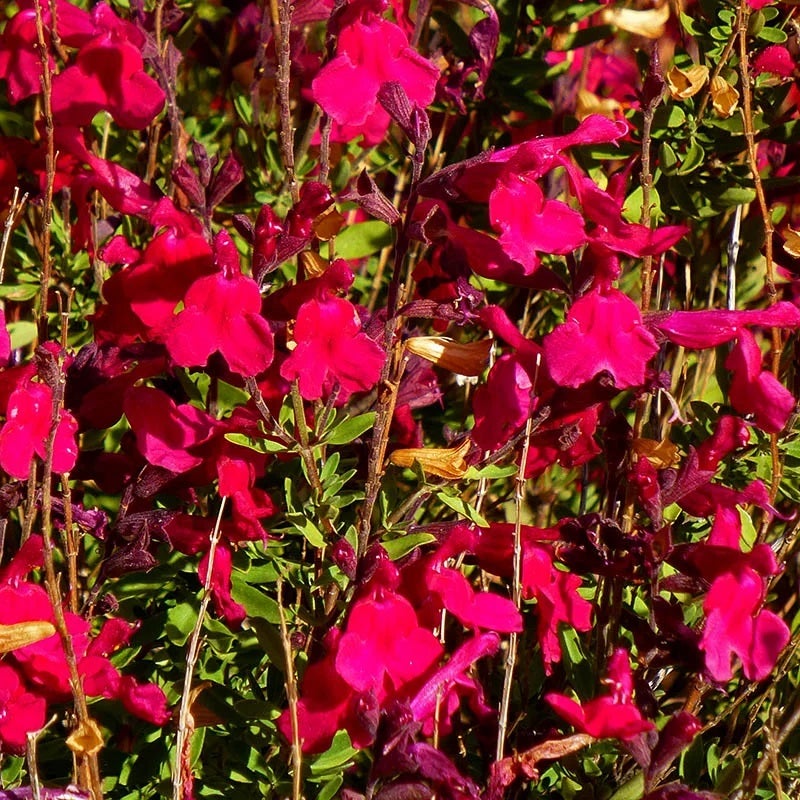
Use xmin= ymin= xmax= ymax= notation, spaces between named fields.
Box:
xmin=725 ymin=330 xmax=796 ymax=433
xmin=166 ymin=232 xmax=275 ymax=377
xmin=543 ymin=288 xmax=659 ymax=389
xmin=0 ymin=663 xmax=47 ymax=754
xmin=123 ymin=386 xmax=220 ymax=473
xmin=51 ymin=3 xmax=165 ymax=130
xmin=0 ymin=382 xmax=79 ymax=479
xmin=489 ymin=172 xmax=586 ymax=273
xmin=311 ymin=0 xmax=439 ymax=144
xmin=702 ymin=569 xmax=790 ymax=682
xmin=546 ymin=649 xmax=654 ymax=741
xmin=281 ymin=296 xmax=385 ymax=400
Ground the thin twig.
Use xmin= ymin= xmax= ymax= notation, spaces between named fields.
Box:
xmin=737 ymin=1 xmax=784 ymax=504
xmin=172 ymin=497 xmax=228 ymax=800
xmin=33 ymin=0 xmax=56 ymax=345
xmin=0 ymin=187 xmax=29 ymax=284
xmin=277 ymin=578 xmax=303 ymax=799
xmin=272 ymin=0 xmax=299 ymax=203
xmin=39 ymin=352 xmax=103 ymax=798
xmin=496 ymin=410 xmax=535 ymax=760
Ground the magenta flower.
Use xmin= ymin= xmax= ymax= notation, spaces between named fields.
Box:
xmin=123 ymin=386 xmax=220 ymax=473
xmin=651 ymin=301 xmax=800 ymax=348
xmin=0 ymin=663 xmax=47 ymax=754
xmin=335 ymin=590 xmax=442 ymax=695
xmin=753 ymin=45 xmax=795 ymax=78
xmin=51 ymin=3 xmax=165 ymax=130
xmin=489 ymin=172 xmax=586 ymax=273
xmin=725 ymin=330 xmax=796 ymax=433
xmin=0 ymin=382 xmax=79 ymax=479
xmin=546 ymin=649 xmax=654 ymax=741
xmin=281 ymin=296 xmax=385 ymax=400
xmin=311 ymin=0 xmax=439 ymax=144
xmin=166 ymin=231 xmax=275 ymax=377
xmin=543 ymin=288 xmax=659 ymax=388
xmin=0 ymin=0 xmax=94 ymax=104
xmin=701 ymin=569 xmax=789 ymax=682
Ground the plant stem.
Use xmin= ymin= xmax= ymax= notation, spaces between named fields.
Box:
xmin=172 ymin=497 xmax=227 ymax=800
xmin=277 ymin=578 xmax=303 ymax=799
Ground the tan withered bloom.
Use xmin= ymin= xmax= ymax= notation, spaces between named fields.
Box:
xmin=312 ymin=206 xmax=345 ymax=241
xmin=710 ymin=75 xmax=739 ymax=117
xmin=0 ymin=620 xmax=56 ymax=653
xmin=390 ymin=439 xmax=471 ymax=480
xmin=784 ymin=228 xmax=800 ymax=258
xmin=298 ymin=250 xmax=330 ymax=278
xmin=576 ymin=89 xmax=622 ymax=121
xmin=601 ymin=3 xmax=670 ymax=38
xmin=404 ymin=337 xmax=492 ymax=377
xmin=633 ymin=437 xmax=681 ymax=469
xmin=666 ymin=64 xmax=709 ymax=99
xmin=66 ymin=718 xmax=104 ymax=757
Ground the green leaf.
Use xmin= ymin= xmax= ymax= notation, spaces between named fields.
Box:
xmin=165 ymin=602 xmax=198 ymax=646
xmin=225 ymin=432 xmax=288 ymax=453
xmin=677 ymin=139 xmax=705 ymax=175
xmin=463 ymin=464 xmax=519 ymax=480
xmin=324 ymin=412 xmax=376 ymax=445
xmin=679 ymin=11 xmax=704 ymax=35
xmin=0 ymin=283 xmax=39 ymax=301
xmin=382 ymin=532 xmax=436 ymax=560
xmin=335 ymin=221 xmax=393 ymax=259
xmin=8 ymin=320 xmax=36 ymax=350
xmin=309 ymin=730 xmax=358 ymax=775
xmin=286 ymin=512 xmax=326 ymax=548
xmin=316 ymin=776 xmax=344 ymax=800
xmin=435 ymin=491 xmax=488 ymax=526
xmin=757 ymin=25 xmax=788 ymax=43
xmin=230 ymin=577 xmax=282 ymax=623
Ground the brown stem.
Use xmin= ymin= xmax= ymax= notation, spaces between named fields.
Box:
xmin=496 ymin=412 xmax=535 ymax=760
xmin=737 ymin=2 xmax=784 ymax=503
xmin=277 ymin=578 xmax=303 ymax=799
xmin=33 ymin=0 xmax=56 ymax=345
xmin=272 ymin=0 xmax=299 ymax=203
xmin=172 ymin=498 xmax=228 ymax=800
xmin=39 ymin=353 xmax=103 ymax=798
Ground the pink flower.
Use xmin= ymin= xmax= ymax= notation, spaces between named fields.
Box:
xmin=311 ymin=0 xmax=439 ymax=144
xmin=753 ymin=45 xmax=795 ymax=78
xmin=489 ymin=172 xmax=586 ymax=273
xmin=51 ymin=3 xmax=165 ymax=130
xmin=0 ymin=382 xmax=79 ymax=479
xmin=0 ymin=0 xmax=94 ymax=104
xmin=281 ymin=296 xmax=385 ymax=400
xmin=166 ymin=231 xmax=275 ymax=377
xmin=335 ymin=590 xmax=442 ymax=695
xmin=543 ymin=288 xmax=659 ymax=388
xmin=546 ymin=649 xmax=654 ymax=741
xmin=725 ymin=330 xmax=796 ymax=433
xmin=650 ymin=301 xmax=800 ymax=348
xmin=701 ymin=569 xmax=789 ymax=682
xmin=0 ymin=663 xmax=47 ymax=754
xmin=123 ymin=386 xmax=220 ymax=473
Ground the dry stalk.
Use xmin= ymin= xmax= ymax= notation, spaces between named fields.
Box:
xmin=39 ymin=353 xmax=103 ymax=798
xmin=496 ymin=409 xmax=535 ymax=760
xmin=272 ymin=0 xmax=299 ymax=203
xmin=737 ymin=1 xmax=784 ymax=503
xmin=172 ymin=497 xmax=228 ymax=800
xmin=277 ymin=578 xmax=303 ymax=800
xmin=32 ymin=0 xmax=56 ymax=345
xmin=0 ymin=187 xmax=29 ymax=284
